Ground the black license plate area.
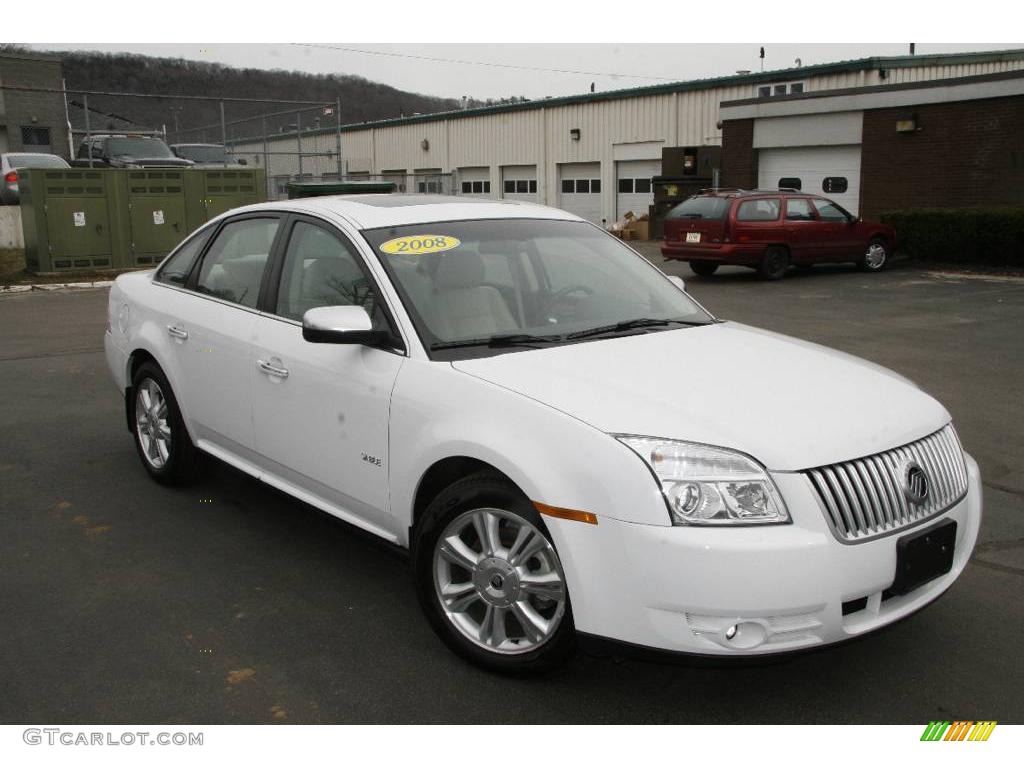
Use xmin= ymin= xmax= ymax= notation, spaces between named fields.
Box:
xmin=884 ymin=520 xmax=957 ymax=598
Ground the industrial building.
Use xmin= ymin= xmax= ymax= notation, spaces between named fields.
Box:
xmin=0 ymin=50 xmax=71 ymax=159
xmin=229 ymin=48 xmax=1024 ymax=226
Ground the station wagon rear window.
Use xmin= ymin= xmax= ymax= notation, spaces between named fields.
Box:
xmin=666 ymin=197 xmax=730 ymax=220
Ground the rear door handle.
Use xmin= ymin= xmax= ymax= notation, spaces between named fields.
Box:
xmin=166 ymin=324 xmax=188 ymax=340
xmin=257 ymin=359 xmax=289 ymax=379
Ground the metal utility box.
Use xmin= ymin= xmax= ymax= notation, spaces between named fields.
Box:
xmin=183 ymin=168 xmax=266 ymax=230
xmin=123 ymin=170 xmax=188 ymax=267
xmin=286 ymin=180 xmax=396 ymax=199
xmin=19 ymin=168 xmax=124 ymax=272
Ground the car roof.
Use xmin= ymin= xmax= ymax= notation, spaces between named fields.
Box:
xmin=171 ymin=143 xmax=223 ymax=148
xmin=696 ymin=188 xmax=815 ymax=199
xmin=228 ymin=194 xmax=584 ymax=230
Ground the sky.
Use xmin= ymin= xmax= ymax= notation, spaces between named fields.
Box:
xmin=28 ymin=43 xmax=1020 ymax=102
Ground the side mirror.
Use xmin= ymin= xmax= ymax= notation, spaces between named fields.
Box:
xmin=302 ymin=305 xmax=388 ymax=345
xmin=668 ymin=275 xmax=686 ymax=293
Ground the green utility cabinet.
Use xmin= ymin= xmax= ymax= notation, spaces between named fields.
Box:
xmin=20 ymin=168 xmax=124 ymax=272
xmin=183 ymin=168 xmax=265 ymax=230
xmin=124 ymin=170 xmax=188 ymax=267
xmin=19 ymin=167 xmax=266 ymax=274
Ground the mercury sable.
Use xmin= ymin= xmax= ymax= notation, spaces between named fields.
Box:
xmin=104 ymin=195 xmax=982 ymax=673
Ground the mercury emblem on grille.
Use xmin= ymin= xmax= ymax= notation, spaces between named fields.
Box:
xmin=903 ymin=461 xmax=930 ymax=504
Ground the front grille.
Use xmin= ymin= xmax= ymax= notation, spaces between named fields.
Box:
xmin=804 ymin=425 xmax=967 ymax=544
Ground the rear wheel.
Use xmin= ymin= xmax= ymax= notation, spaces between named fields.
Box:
xmin=859 ymin=237 xmax=889 ymax=272
xmin=131 ymin=361 xmax=200 ymax=485
xmin=757 ymin=246 xmax=790 ymax=280
xmin=413 ymin=471 xmax=575 ymax=674
xmin=689 ymin=261 xmax=719 ymax=277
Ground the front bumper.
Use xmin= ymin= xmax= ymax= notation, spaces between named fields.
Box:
xmin=547 ymin=452 xmax=982 ymax=656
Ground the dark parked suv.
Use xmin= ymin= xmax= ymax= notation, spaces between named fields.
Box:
xmin=661 ymin=189 xmax=896 ymax=280
xmin=70 ymin=135 xmax=194 ymax=169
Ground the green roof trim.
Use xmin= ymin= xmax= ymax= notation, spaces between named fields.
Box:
xmin=226 ymin=48 xmax=1024 ymax=146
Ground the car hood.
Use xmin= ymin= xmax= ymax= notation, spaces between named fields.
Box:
xmin=451 ymin=322 xmax=950 ymax=471
xmin=114 ymin=156 xmax=194 ymax=167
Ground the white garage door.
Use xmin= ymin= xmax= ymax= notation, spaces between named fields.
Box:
xmin=501 ymin=165 xmax=538 ymax=203
xmin=616 ymin=159 xmax=659 ymax=220
xmin=457 ymin=166 xmax=492 ymax=198
xmin=558 ymin=162 xmax=602 ymax=224
xmin=758 ymin=145 xmax=861 ymax=215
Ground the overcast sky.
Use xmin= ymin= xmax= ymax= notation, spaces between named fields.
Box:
xmin=29 ymin=43 xmax=1019 ymax=101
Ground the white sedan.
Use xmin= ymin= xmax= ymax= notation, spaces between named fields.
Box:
xmin=105 ymin=195 xmax=982 ymax=673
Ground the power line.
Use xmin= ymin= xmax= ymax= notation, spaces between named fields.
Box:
xmin=292 ymin=43 xmax=677 ymax=82
xmin=0 ymin=83 xmax=329 ymax=105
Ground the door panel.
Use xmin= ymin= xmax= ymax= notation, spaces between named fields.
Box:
xmin=758 ymin=146 xmax=861 ymax=216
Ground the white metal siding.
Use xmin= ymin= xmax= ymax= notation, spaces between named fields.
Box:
xmin=758 ymin=146 xmax=862 ymax=215
xmin=557 ymin=162 xmax=602 ymax=224
xmin=615 ymin=159 xmax=660 ymax=220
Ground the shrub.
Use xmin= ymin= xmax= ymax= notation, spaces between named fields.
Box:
xmin=880 ymin=208 xmax=1024 ymax=268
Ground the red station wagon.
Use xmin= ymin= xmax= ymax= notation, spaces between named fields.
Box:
xmin=661 ymin=189 xmax=896 ymax=280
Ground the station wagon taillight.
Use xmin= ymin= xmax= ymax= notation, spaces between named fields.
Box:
xmin=3 ymin=171 xmax=16 ymax=183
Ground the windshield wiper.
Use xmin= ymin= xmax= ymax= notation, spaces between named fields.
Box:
xmin=430 ymin=333 xmax=564 ymax=351
xmin=566 ymin=318 xmax=711 ymax=340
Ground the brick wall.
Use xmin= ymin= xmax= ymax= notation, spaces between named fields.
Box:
xmin=720 ymin=119 xmax=757 ymax=189
xmin=860 ymin=95 xmax=1024 ymax=219
xmin=0 ymin=54 xmax=70 ymax=160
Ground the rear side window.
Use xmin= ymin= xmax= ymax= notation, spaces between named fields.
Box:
xmin=666 ymin=196 xmax=730 ymax=220
xmin=195 ymin=218 xmax=280 ymax=308
xmin=785 ymin=199 xmax=814 ymax=221
xmin=155 ymin=229 xmax=211 ymax=286
xmin=736 ymin=198 xmax=781 ymax=221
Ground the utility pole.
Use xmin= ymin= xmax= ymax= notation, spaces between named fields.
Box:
xmin=83 ymin=93 xmax=92 ymax=168
xmin=296 ymin=111 xmax=303 ymax=180
xmin=220 ymin=101 xmax=227 ymax=166
xmin=336 ymin=97 xmax=343 ymax=179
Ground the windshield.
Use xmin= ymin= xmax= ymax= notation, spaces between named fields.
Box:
xmin=666 ymin=196 xmax=730 ymax=220
xmin=362 ymin=218 xmax=714 ymax=359
xmin=106 ymin=138 xmax=174 ymax=158
xmin=6 ymin=153 xmax=68 ymax=169
xmin=173 ymin=145 xmax=230 ymax=163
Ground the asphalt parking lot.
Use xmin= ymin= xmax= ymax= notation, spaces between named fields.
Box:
xmin=1 ymin=257 xmax=1022 ymax=724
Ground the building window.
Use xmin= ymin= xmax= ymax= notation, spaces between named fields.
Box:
xmin=561 ymin=179 xmax=574 ymax=194
xmin=591 ymin=179 xmax=600 ymax=193
xmin=484 ymin=181 xmax=491 ymax=193
xmin=575 ymin=179 xmax=590 ymax=193
xmin=774 ymin=84 xmax=787 ymax=96
xmin=758 ymin=86 xmax=771 ymax=98
xmin=778 ymin=177 xmax=802 ymax=190
xmin=635 ymin=178 xmax=652 ymax=194
xmin=528 ymin=180 xmax=536 ymax=193
xmin=618 ymin=178 xmax=634 ymax=194
xmin=471 ymin=181 xmax=484 ymax=193
xmin=822 ymin=177 xmax=848 ymax=194
xmin=21 ymin=126 xmax=51 ymax=146
xmin=461 ymin=181 xmax=472 ymax=193
xmin=790 ymin=82 xmax=805 ymax=94
xmin=505 ymin=180 xmax=516 ymax=194
xmin=516 ymin=180 xmax=529 ymax=193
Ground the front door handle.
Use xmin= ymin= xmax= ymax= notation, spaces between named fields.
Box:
xmin=166 ymin=324 xmax=188 ymax=340
xmin=257 ymin=359 xmax=289 ymax=379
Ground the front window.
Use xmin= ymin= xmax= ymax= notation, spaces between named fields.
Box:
xmin=173 ymin=145 xmax=230 ymax=163
xmin=362 ymin=219 xmax=713 ymax=359
xmin=106 ymin=137 xmax=175 ymax=159
xmin=813 ymin=199 xmax=853 ymax=222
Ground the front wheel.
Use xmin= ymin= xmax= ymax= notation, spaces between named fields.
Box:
xmin=131 ymin=361 xmax=200 ymax=485
xmin=689 ymin=260 xmax=719 ymax=277
xmin=413 ymin=471 xmax=575 ymax=674
xmin=859 ymin=237 xmax=889 ymax=272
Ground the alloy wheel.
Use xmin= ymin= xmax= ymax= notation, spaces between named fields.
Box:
xmin=135 ymin=377 xmax=171 ymax=469
xmin=433 ymin=507 xmax=566 ymax=655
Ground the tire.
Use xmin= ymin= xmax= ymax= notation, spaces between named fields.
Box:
xmin=859 ymin=237 xmax=889 ymax=272
xmin=757 ymin=246 xmax=790 ymax=280
xmin=689 ymin=261 xmax=719 ymax=277
xmin=413 ymin=470 xmax=575 ymax=674
xmin=130 ymin=361 xmax=201 ymax=485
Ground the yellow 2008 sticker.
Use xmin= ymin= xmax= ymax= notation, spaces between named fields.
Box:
xmin=379 ymin=234 xmax=461 ymax=256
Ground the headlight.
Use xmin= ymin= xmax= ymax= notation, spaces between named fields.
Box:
xmin=616 ymin=436 xmax=790 ymax=526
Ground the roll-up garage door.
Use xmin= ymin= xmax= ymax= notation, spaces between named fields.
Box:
xmin=758 ymin=146 xmax=862 ymax=216
xmin=557 ymin=162 xmax=602 ymax=224
xmin=457 ymin=166 xmax=492 ymax=198
xmin=615 ymin=159 xmax=659 ymax=220
xmin=501 ymin=165 xmax=538 ymax=203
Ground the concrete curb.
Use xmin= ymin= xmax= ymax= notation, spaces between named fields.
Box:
xmin=0 ymin=280 xmax=114 ymax=293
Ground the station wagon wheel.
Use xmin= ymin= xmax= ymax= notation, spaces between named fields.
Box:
xmin=859 ymin=237 xmax=889 ymax=272
xmin=131 ymin=361 xmax=200 ymax=485
xmin=414 ymin=471 xmax=575 ymax=673
xmin=758 ymin=246 xmax=790 ymax=280
xmin=689 ymin=261 xmax=719 ymax=277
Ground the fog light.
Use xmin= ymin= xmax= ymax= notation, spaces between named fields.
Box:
xmin=725 ymin=624 xmax=738 ymax=640
xmin=722 ymin=621 xmax=768 ymax=649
